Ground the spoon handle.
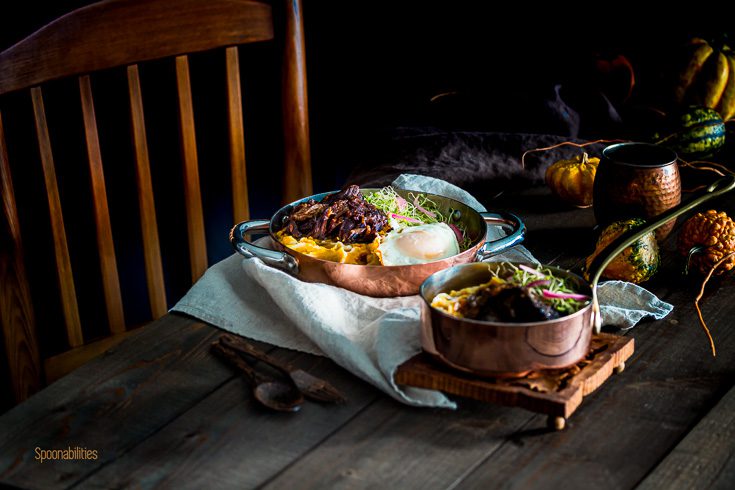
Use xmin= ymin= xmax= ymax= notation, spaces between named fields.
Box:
xmin=220 ymin=334 xmax=293 ymax=374
xmin=211 ymin=342 xmax=265 ymax=385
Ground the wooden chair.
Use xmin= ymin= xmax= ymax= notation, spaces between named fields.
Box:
xmin=0 ymin=0 xmax=312 ymax=405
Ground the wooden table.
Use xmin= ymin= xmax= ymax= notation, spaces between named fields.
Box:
xmin=1 ymin=187 xmax=734 ymax=489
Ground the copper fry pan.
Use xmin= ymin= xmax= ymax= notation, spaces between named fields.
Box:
xmin=419 ymin=175 xmax=735 ymax=376
xmin=229 ymin=188 xmax=526 ymax=297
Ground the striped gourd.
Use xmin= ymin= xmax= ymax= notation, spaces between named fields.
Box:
xmin=585 ymin=218 xmax=659 ymax=284
xmin=657 ymin=106 xmax=726 ymax=159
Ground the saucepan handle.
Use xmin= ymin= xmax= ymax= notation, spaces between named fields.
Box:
xmin=475 ymin=211 xmax=526 ymax=261
xmin=230 ymin=220 xmax=300 ymax=275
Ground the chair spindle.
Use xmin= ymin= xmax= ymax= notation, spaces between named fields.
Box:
xmin=282 ymin=0 xmax=312 ymax=204
xmin=226 ymin=46 xmax=249 ymax=223
xmin=79 ymin=75 xmax=126 ymax=334
xmin=31 ymin=87 xmax=83 ymax=348
xmin=127 ymin=64 xmax=168 ymax=318
xmin=175 ymin=55 xmax=207 ymax=283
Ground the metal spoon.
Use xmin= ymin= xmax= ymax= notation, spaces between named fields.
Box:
xmin=211 ymin=343 xmax=303 ymax=412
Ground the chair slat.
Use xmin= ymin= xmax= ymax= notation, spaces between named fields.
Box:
xmin=79 ymin=75 xmax=126 ymax=334
xmin=175 ymin=55 xmax=207 ymax=282
xmin=127 ymin=65 xmax=167 ymax=318
xmin=1 ymin=113 xmax=25 ymax=245
xmin=282 ymin=0 xmax=312 ymax=204
xmin=0 ymin=109 xmax=42 ymax=402
xmin=31 ymin=87 xmax=83 ymax=348
xmin=226 ymin=46 xmax=249 ymax=223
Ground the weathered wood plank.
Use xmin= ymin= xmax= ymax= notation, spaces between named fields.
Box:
xmin=43 ymin=329 xmax=138 ymax=383
xmin=0 ymin=315 xmax=228 ymax=489
xmin=77 ymin=349 xmax=379 ymax=489
xmin=636 ymin=382 xmax=735 ymax=490
xmin=262 ymin=397 xmax=535 ymax=490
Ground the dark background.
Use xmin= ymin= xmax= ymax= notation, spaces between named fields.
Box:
xmin=0 ymin=1 xmax=712 ymax=410
xmin=0 ymin=3 xmax=710 ymax=197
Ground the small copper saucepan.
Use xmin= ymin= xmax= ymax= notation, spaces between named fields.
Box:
xmin=420 ymin=175 xmax=735 ymax=376
xmin=230 ymin=188 xmax=526 ymax=297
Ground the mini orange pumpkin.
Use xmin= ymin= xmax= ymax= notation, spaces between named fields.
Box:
xmin=545 ymin=152 xmax=600 ymax=208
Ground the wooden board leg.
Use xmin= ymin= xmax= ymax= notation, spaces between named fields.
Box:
xmin=614 ymin=362 xmax=626 ymax=374
xmin=548 ymin=416 xmax=566 ymax=431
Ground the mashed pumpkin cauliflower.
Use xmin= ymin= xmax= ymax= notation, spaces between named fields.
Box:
xmin=276 ymin=230 xmax=383 ymax=265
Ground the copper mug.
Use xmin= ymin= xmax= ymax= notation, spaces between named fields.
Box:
xmin=593 ymin=142 xmax=681 ymax=240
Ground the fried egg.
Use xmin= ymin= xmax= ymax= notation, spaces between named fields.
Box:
xmin=379 ymin=222 xmax=460 ymax=266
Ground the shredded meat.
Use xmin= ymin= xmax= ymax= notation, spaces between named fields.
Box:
xmin=485 ymin=287 xmax=560 ymax=322
xmin=464 ymin=284 xmax=560 ymax=322
xmin=280 ymin=185 xmax=388 ymax=244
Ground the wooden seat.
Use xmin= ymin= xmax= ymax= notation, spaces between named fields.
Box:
xmin=0 ymin=0 xmax=312 ymax=405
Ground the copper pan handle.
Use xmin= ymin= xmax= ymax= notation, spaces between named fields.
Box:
xmin=475 ymin=211 xmax=526 ymax=261
xmin=230 ymin=220 xmax=299 ymax=275
xmin=587 ymin=174 xmax=735 ymax=332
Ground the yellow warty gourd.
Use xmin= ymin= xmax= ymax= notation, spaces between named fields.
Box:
xmin=545 ymin=152 xmax=599 ymax=208
xmin=678 ymin=209 xmax=735 ymax=275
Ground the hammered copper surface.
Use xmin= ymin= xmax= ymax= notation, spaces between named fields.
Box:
xmin=593 ymin=143 xmax=681 ymax=240
xmin=419 ymin=263 xmax=593 ymax=376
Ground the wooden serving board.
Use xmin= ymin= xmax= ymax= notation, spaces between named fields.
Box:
xmin=395 ymin=333 xmax=634 ymax=429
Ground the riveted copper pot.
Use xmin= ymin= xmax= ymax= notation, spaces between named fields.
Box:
xmin=421 ymin=175 xmax=735 ymax=376
xmin=230 ymin=188 xmax=526 ymax=297
xmin=593 ymin=142 xmax=681 ymax=240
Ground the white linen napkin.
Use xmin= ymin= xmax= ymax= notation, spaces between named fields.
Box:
xmin=173 ymin=174 xmax=672 ymax=408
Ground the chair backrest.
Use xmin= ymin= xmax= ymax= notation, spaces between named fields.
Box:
xmin=0 ymin=0 xmax=312 ymax=404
